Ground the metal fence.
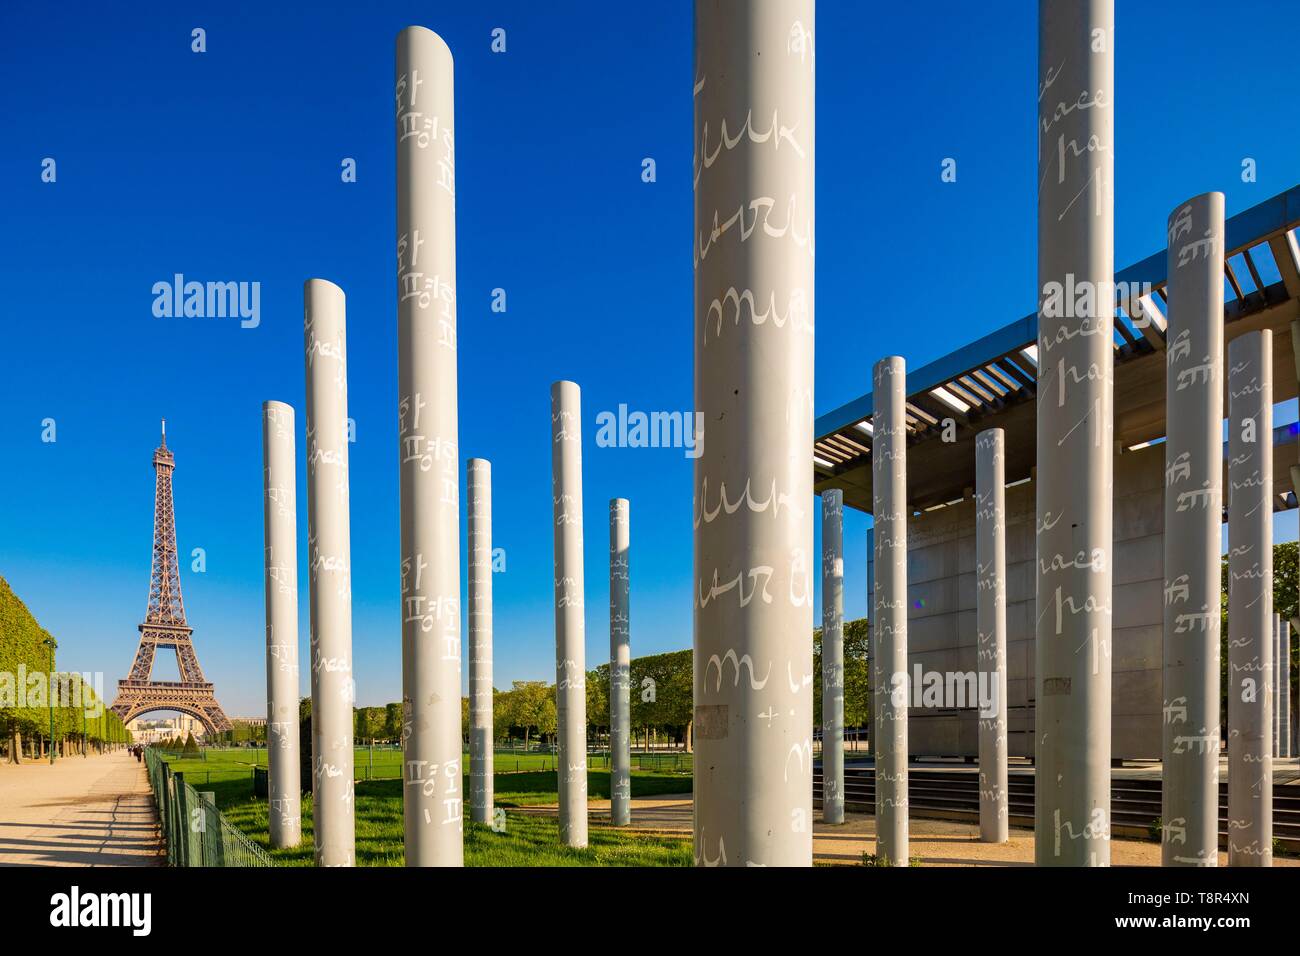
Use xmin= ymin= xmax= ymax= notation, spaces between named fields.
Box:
xmin=633 ymin=752 xmax=693 ymax=773
xmin=145 ymin=748 xmax=273 ymax=867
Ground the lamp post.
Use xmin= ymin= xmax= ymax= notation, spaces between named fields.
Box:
xmin=42 ymin=638 xmax=55 ymax=765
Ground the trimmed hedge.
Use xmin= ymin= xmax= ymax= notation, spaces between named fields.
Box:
xmin=0 ymin=575 xmax=128 ymax=743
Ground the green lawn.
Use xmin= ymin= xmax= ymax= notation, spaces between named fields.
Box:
xmin=162 ymin=751 xmax=693 ymax=867
xmin=161 ymin=747 xmax=693 ymax=786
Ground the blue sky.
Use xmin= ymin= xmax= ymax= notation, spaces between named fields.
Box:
xmin=1 ymin=0 xmax=1296 ymax=715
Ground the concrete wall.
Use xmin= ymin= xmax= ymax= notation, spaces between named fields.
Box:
xmin=904 ymin=441 xmax=1165 ymax=760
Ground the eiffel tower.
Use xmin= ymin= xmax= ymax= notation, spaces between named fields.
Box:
xmin=111 ymin=421 xmax=232 ymax=734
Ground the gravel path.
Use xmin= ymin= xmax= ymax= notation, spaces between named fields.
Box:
xmin=0 ymin=751 xmax=162 ymax=866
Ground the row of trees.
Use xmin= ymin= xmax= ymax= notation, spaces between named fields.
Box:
xmin=343 ymin=636 xmax=874 ymax=752
xmin=154 ymin=732 xmax=201 ymax=754
xmin=208 ymin=720 xmax=268 ymax=746
xmin=345 ymin=651 xmax=695 ymax=748
xmin=345 ymin=650 xmax=707 ymax=750
xmin=1 ymin=576 xmax=131 ymax=761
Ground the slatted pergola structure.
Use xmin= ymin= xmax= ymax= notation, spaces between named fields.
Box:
xmin=814 ymin=186 xmax=1300 ymax=515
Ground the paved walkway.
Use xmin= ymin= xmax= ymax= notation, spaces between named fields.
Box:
xmin=0 ymin=751 xmax=162 ymax=866
xmin=518 ymin=794 xmax=1300 ymax=866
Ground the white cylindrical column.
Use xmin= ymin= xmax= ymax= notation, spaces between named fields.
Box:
xmin=976 ymin=428 xmax=1008 ymax=843
xmin=551 ymin=380 xmax=587 ymax=847
xmin=609 ymin=498 xmax=631 ymax=826
xmin=873 ymin=356 xmax=908 ymax=866
xmin=304 ymin=278 xmax=354 ymax=867
xmin=1275 ymin=615 xmax=1290 ymax=761
xmin=467 ymin=458 xmax=493 ymax=825
xmin=821 ymin=490 xmax=845 ymax=825
xmin=1035 ymin=0 xmax=1115 ymax=867
xmin=692 ymin=0 xmax=815 ymax=869
xmin=262 ymin=400 xmax=301 ymax=849
xmin=1279 ymin=621 xmax=1289 ymax=764
xmin=396 ymin=25 xmax=463 ymax=867
xmin=1227 ymin=328 xmax=1273 ymax=866
xmin=865 ymin=526 xmax=874 ymax=757
xmin=1161 ymin=192 xmax=1224 ymax=867
xmin=1275 ymin=614 xmax=1283 ymax=759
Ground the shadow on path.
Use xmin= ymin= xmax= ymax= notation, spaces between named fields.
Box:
xmin=0 ymin=753 xmax=162 ymax=867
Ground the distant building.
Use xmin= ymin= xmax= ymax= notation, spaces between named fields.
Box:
xmin=126 ymin=714 xmax=204 ymax=744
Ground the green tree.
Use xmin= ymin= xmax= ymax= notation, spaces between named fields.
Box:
xmin=630 ymin=650 xmax=691 ymax=747
xmin=0 ymin=576 xmax=60 ymax=753
xmin=813 ymin=616 xmax=871 ymax=735
xmin=1273 ymin=541 xmax=1298 ymax=622
xmin=536 ymin=694 xmax=558 ymax=745
xmin=586 ymin=665 xmax=610 ymax=737
xmin=1277 ymin=542 xmax=1298 ymax=713
xmin=383 ymin=701 xmax=402 ymax=741
xmin=506 ymin=681 xmax=551 ymax=750
xmin=0 ymin=579 xmax=131 ymax=762
xmin=1220 ymin=542 xmax=1296 ymax=717
xmin=491 ymin=688 xmax=511 ymax=742
xmin=355 ymin=706 xmax=385 ymax=741
xmin=494 ymin=685 xmax=518 ymax=743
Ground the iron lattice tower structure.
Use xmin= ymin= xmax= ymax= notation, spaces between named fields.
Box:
xmin=111 ymin=421 xmax=232 ymax=734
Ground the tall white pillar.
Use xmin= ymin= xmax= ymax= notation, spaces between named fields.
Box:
xmin=1289 ymin=322 xmax=1298 ymax=760
xmin=304 ymin=278 xmax=354 ymax=867
xmin=551 ymin=380 xmax=587 ymax=847
xmin=609 ymin=498 xmax=631 ymax=826
xmin=873 ymin=356 xmax=908 ymax=866
xmin=865 ymin=525 xmax=874 ymax=756
xmin=262 ymin=400 xmax=301 ymax=849
xmin=1227 ymin=328 xmax=1273 ymax=866
xmin=1161 ymin=192 xmax=1224 ymax=866
xmin=1284 ymin=620 xmax=1292 ymax=759
xmin=1275 ymin=615 xmax=1283 ymax=759
xmin=396 ymin=25 xmax=463 ymax=867
xmin=692 ymin=0 xmax=815 ymax=869
xmin=467 ymin=458 xmax=493 ymax=824
xmin=1274 ymin=614 xmax=1290 ymax=761
xmin=976 ymin=428 xmax=1008 ymax=843
xmin=821 ymin=489 xmax=845 ymax=824
xmin=1035 ymin=0 xmax=1115 ymax=867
